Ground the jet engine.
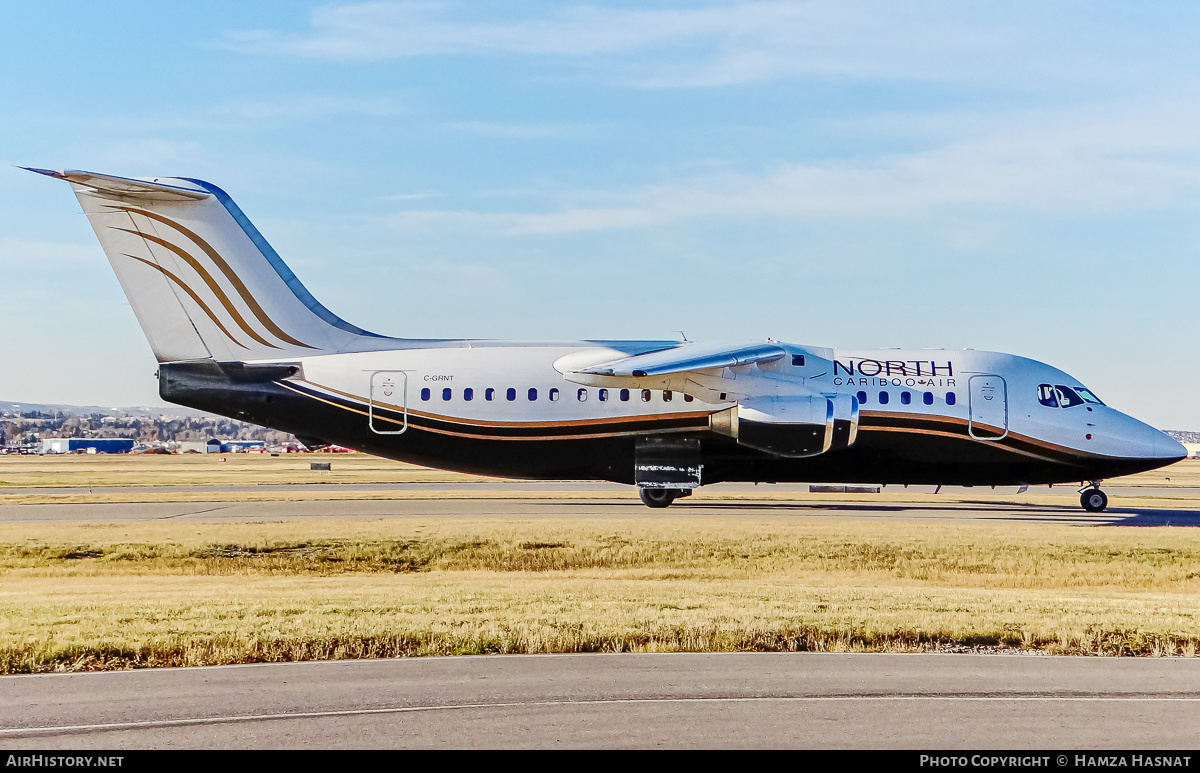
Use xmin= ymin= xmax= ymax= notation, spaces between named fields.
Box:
xmin=711 ymin=392 xmax=859 ymax=458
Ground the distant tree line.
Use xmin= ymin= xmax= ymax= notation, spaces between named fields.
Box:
xmin=0 ymin=414 xmax=295 ymax=448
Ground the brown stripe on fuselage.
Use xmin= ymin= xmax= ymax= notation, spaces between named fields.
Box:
xmin=276 ymin=381 xmax=709 ymax=440
xmin=279 ymin=383 xmax=1108 ymax=464
xmin=302 ymin=380 xmax=714 ymax=430
xmin=859 ymin=410 xmax=1100 ymax=464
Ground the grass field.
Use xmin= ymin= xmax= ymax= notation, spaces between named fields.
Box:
xmin=0 ymin=452 xmax=488 ymax=488
xmin=2 ymin=516 xmax=1200 ymax=673
xmin=2 ymin=453 xmax=1199 ymax=673
xmin=1 ymin=453 xmax=1199 ymax=508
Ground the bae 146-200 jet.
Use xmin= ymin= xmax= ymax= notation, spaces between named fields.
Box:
xmin=25 ymin=168 xmax=1187 ymax=511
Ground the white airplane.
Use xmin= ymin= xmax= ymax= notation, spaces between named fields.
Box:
xmin=27 ymin=168 xmax=1186 ymax=512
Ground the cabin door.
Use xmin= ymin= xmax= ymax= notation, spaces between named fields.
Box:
xmin=368 ymin=371 xmax=408 ymax=435
xmin=968 ymin=375 xmax=1008 ymax=440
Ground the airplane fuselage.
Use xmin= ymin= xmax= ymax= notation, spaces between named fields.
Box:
xmin=159 ymin=341 xmax=1182 ymax=488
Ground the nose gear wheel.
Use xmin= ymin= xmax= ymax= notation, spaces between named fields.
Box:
xmin=1080 ymin=486 xmax=1108 ymax=513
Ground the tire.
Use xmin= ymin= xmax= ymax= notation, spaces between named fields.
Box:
xmin=1080 ymin=489 xmax=1108 ymax=513
xmin=639 ymin=488 xmax=676 ymax=508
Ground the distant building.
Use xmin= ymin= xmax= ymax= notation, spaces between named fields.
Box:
xmin=222 ymin=440 xmax=266 ymax=453
xmin=41 ymin=438 xmax=135 ymax=454
xmin=179 ymin=439 xmax=222 ymax=454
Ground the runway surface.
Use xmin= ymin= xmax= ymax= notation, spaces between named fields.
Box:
xmin=2 ymin=494 xmax=1199 ymax=525
xmin=2 ymin=653 xmax=1199 ymax=748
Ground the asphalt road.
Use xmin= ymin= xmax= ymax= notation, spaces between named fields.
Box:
xmin=2 ymin=653 xmax=1199 ymax=749
xmin=2 ymin=495 xmax=1199 ymax=525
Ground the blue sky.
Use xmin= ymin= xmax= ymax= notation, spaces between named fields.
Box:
xmin=3 ymin=1 xmax=1200 ymax=428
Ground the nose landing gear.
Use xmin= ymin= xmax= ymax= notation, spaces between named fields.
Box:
xmin=1079 ymin=482 xmax=1108 ymax=513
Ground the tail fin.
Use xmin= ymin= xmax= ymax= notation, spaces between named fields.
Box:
xmin=26 ymin=168 xmax=391 ymax=362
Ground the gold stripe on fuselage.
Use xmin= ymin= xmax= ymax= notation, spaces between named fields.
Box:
xmin=301 ymin=380 xmax=713 ymax=429
xmin=271 ymin=383 xmax=1103 ymax=463
xmin=276 ymin=381 xmax=706 ymax=440
xmin=860 ymin=409 xmax=1100 ymax=463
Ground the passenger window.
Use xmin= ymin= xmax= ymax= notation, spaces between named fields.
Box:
xmin=485 ymin=388 xmax=495 ymax=401
xmin=506 ymin=388 xmax=516 ymax=401
xmin=663 ymin=390 xmax=673 ymax=402
xmin=464 ymin=388 xmax=474 ymax=402
xmin=856 ymin=391 xmax=867 ymax=405
xmin=620 ymin=389 xmax=630 ymax=402
xmin=878 ymin=391 xmax=889 ymax=405
xmin=946 ymin=392 xmax=957 ymax=406
xmin=577 ymin=388 xmax=587 ymax=402
xmin=549 ymin=388 xmax=560 ymax=402
xmin=900 ymin=392 xmax=911 ymax=405
xmin=1037 ymin=384 xmax=1058 ymax=408
xmin=923 ymin=392 xmax=933 ymax=405
xmin=442 ymin=388 xmax=452 ymax=401
xmin=421 ymin=388 xmax=431 ymax=401
xmin=599 ymin=389 xmax=608 ymax=402
xmin=641 ymin=389 xmax=652 ymax=402
xmin=528 ymin=388 xmax=537 ymax=401
xmin=683 ymin=394 xmax=693 ymax=403
xmin=1054 ymin=385 xmax=1084 ymax=408
xmin=791 ymin=354 xmax=805 ymax=367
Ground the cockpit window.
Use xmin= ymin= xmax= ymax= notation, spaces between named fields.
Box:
xmin=1054 ymin=385 xmax=1085 ymax=408
xmin=1073 ymin=386 xmax=1104 ymax=405
xmin=1037 ymin=384 xmax=1058 ymax=407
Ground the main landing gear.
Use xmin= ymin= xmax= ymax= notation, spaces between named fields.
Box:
xmin=1079 ymin=482 xmax=1108 ymax=513
xmin=638 ymin=487 xmax=693 ymax=508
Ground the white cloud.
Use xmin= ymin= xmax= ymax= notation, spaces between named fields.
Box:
xmin=379 ymin=99 xmax=1200 ymax=234
xmin=509 ymin=207 xmax=662 ymax=234
xmin=225 ymin=1 xmax=731 ymax=57
xmin=382 ymin=192 xmax=436 ymax=201
xmin=444 ymin=121 xmax=597 ymax=139
xmin=220 ymin=1 xmax=1046 ymax=87
xmin=62 ymin=139 xmax=206 ymax=173
xmin=0 ymin=239 xmax=100 ymax=267
xmin=207 ymin=95 xmax=405 ymax=123
xmin=385 ymin=209 xmax=514 ymax=232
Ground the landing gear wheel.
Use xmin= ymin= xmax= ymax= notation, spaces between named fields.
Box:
xmin=639 ymin=488 xmax=677 ymax=508
xmin=1080 ymin=489 xmax=1108 ymax=513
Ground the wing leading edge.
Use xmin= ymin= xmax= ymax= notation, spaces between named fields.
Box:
xmin=577 ymin=341 xmax=787 ymax=377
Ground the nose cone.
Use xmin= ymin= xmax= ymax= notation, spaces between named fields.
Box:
xmin=1098 ymin=409 xmax=1186 ymax=463
xmin=1118 ymin=413 xmax=1186 ymax=462
xmin=1154 ymin=431 xmax=1188 ymax=463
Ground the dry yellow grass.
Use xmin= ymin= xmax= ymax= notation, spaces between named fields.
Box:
xmin=2 ymin=517 xmax=1200 ymax=673
xmin=1 ymin=453 xmax=1198 ymax=508
xmin=0 ymin=452 xmax=487 ymax=488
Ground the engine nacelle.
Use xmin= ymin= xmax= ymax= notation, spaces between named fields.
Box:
xmin=825 ymin=392 xmax=860 ymax=452
xmin=710 ymin=392 xmax=859 ymax=458
xmin=735 ymin=395 xmax=832 ymax=457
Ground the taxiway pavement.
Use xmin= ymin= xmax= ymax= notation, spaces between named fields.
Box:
xmin=1 ymin=494 xmax=1198 ymax=526
xmin=2 ymin=653 xmax=1199 ymax=748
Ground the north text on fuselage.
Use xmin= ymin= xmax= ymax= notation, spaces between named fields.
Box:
xmin=832 ymin=358 xmax=956 ymax=388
